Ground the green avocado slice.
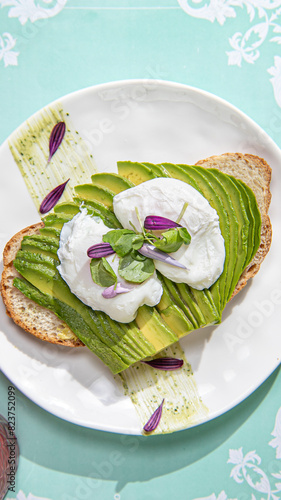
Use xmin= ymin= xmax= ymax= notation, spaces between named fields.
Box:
xmin=196 ymin=167 xmax=250 ymax=303
xmin=117 ymin=161 xmax=157 ymax=185
xmin=159 ymin=162 xmax=226 ymax=314
xmin=227 ymin=175 xmax=261 ymax=265
xmin=91 ymin=173 xmax=134 ymax=193
xmin=13 ymin=277 xmax=129 ymax=373
xmin=74 ymin=184 xmax=115 ymax=209
xmin=13 ymin=257 xmax=157 ymax=369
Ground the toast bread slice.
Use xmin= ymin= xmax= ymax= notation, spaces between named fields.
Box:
xmin=1 ymin=223 xmax=83 ymax=347
xmin=1 ymin=153 xmax=272 ymax=346
xmin=195 ymin=153 xmax=272 ymax=298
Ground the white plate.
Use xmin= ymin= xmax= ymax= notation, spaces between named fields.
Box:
xmin=0 ymin=80 xmax=280 ymax=434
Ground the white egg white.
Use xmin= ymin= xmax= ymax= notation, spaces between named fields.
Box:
xmin=113 ymin=178 xmax=225 ymax=290
xmin=57 ymin=209 xmax=163 ymax=323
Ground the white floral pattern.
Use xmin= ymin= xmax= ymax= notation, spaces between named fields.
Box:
xmin=228 ymin=448 xmax=279 ymax=498
xmin=268 ymin=56 xmax=281 ymax=108
xmin=193 ymin=406 xmax=281 ymax=500
xmin=0 ymin=0 xmax=67 ymax=25
xmin=0 ymin=32 xmax=19 ymax=67
xmin=0 ymin=0 xmax=67 ymax=66
xmin=269 ymin=407 xmax=281 ymax=459
xmin=178 ymin=0 xmax=281 ymax=107
xmin=178 ymin=0 xmax=237 ymax=25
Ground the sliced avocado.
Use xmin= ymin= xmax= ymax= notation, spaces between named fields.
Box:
xmin=74 ymin=184 xmax=115 ymax=209
xmin=118 ymin=321 xmax=157 ymax=358
xmin=176 ymin=283 xmax=221 ymax=326
xmin=54 ymin=202 xmax=80 ymax=216
xmin=94 ymin=311 xmax=155 ymax=360
xmin=13 ymin=277 xmax=129 ymax=373
xmin=142 ymin=162 xmax=169 ymax=178
xmin=160 ymin=304 xmax=194 ymax=338
xmin=21 ymin=235 xmax=59 ymax=259
xmin=196 ymin=167 xmax=249 ymax=302
xmin=159 ymin=275 xmax=202 ymax=328
xmin=117 ymin=161 xmax=157 ymax=185
xmin=156 ymin=278 xmax=201 ymax=332
xmin=135 ymin=305 xmax=178 ymax=352
xmin=181 ymin=166 xmax=231 ymax=306
xmin=42 ymin=213 xmax=74 ymax=230
xmin=39 ymin=226 xmax=61 ymax=239
xmin=91 ymin=173 xmax=135 ymax=193
xmin=157 ymin=281 xmax=175 ymax=311
xmin=73 ymin=197 xmax=122 ymax=228
xmin=13 ymin=258 xmax=157 ymax=370
xmin=14 ymin=276 xmax=55 ymax=310
xmin=172 ymin=163 xmax=238 ymax=309
xmin=15 ymin=247 xmax=178 ymax=371
xmin=16 ymin=250 xmax=57 ymax=268
xmin=228 ymin=175 xmax=261 ymax=264
xmin=22 ymin=233 xmax=60 ymax=249
xmin=160 ymin=163 xmax=225 ymax=312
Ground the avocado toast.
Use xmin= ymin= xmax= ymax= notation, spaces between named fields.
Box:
xmin=1 ymin=153 xmax=272 ymax=374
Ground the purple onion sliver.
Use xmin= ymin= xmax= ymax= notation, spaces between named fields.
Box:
xmin=102 ymin=282 xmax=133 ymax=299
xmin=39 ymin=179 xmax=69 ymax=214
xmin=142 ymin=357 xmax=184 ymax=371
xmin=144 ymin=215 xmax=181 ymax=231
xmin=143 ymin=399 xmax=165 ymax=433
xmin=87 ymin=243 xmax=115 ymax=259
xmin=48 ymin=121 xmax=66 ymax=162
xmin=139 ymin=243 xmax=186 ymax=269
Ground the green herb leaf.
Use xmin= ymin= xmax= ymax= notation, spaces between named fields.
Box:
xmin=118 ymin=252 xmax=155 ymax=283
xmin=131 ymin=234 xmax=145 ymax=250
xmin=103 ymin=229 xmax=143 ymax=257
xmin=152 ymin=227 xmax=191 ymax=253
xmin=152 ymin=228 xmax=183 ymax=253
xmin=178 ymin=227 xmax=191 ymax=245
xmin=90 ymin=257 xmax=117 ymax=287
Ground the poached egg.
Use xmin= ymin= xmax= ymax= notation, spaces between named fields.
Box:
xmin=113 ymin=178 xmax=225 ymax=290
xmin=57 ymin=209 xmax=163 ymax=323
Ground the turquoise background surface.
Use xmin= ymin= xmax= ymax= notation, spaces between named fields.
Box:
xmin=1 ymin=1 xmax=281 ymax=499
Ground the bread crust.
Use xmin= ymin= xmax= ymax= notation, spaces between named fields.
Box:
xmin=195 ymin=153 xmax=272 ymax=299
xmin=1 ymin=153 xmax=272 ymax=345
xmin=1 ymin=224 xmax=84 ymax=347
